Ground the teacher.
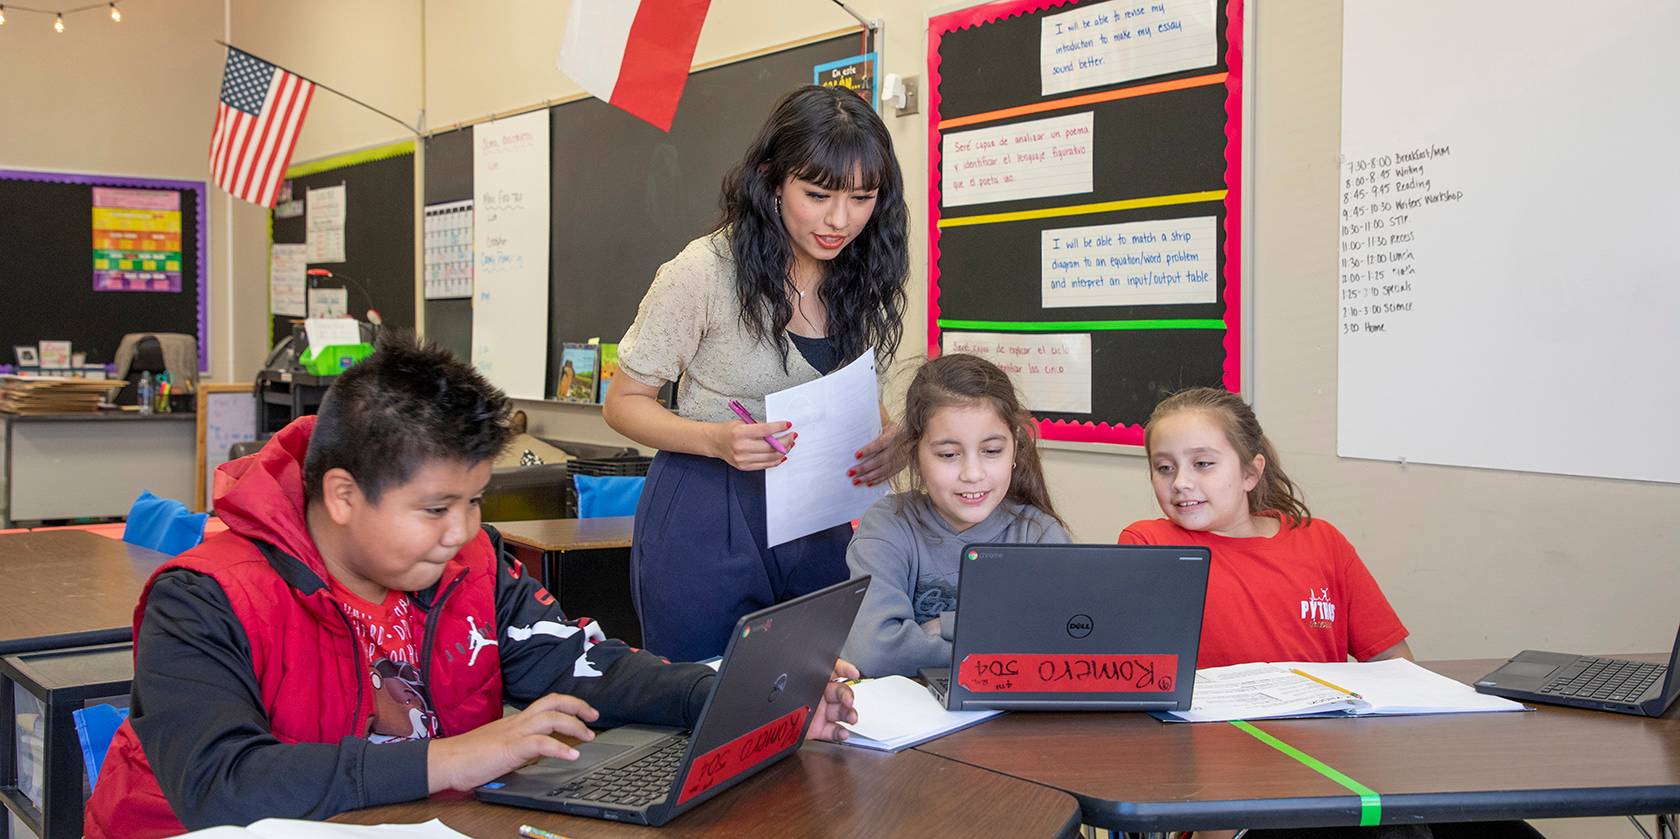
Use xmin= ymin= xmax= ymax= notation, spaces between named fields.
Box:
xmin=603 ymin=85 xmax=910 ymax=661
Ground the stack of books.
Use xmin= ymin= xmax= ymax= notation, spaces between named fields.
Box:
xmin=0 ymin=375 xmax=120 ymax=414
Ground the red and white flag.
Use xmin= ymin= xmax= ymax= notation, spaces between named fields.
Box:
xmin=557 ymin=0 xmax=712 ymax=132
xmin=210 ymin=47 xmax=315 ymax=208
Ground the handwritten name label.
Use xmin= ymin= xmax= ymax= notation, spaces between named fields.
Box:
xmin=941 ymin=112 xmax=1094 ymax=208
xmin=677 ymin=705 xmax=809 ymax=804
xmin=1042 ymin=216 xmax=1217 ymax=307
xmin=958 ymin=654 xmax=1179 ymax=693
xmin=1040 ymin=0 xmax=1218 ymax=96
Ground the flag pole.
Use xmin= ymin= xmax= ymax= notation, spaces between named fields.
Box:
xmin=215 ymin=40 xmax=422 ymax=138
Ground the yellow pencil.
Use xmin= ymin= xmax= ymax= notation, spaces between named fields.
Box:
xmin=1289 ymin=668 xmax=1362 ymax=699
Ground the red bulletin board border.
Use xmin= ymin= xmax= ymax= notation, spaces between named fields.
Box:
xmin=927 ymin=0 xmax=1245 ymax=447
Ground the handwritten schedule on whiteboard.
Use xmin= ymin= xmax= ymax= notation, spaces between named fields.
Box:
xmin=1338 ymin=0 xmax=1680 ymax=484
xmin=472 ymin=111 xmax=550 ymax=400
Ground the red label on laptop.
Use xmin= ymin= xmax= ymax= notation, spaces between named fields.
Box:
xmin=676 ymin=705 xmax=809 ymax=804
xmin=957 ymin=654 xmax=1179 ymax=693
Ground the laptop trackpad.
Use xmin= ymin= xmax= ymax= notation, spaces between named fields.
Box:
xmin=1497 ymin=660 xmax=1562 ymax=680
xmin=519 ymin=740 xmax=637 ymax=783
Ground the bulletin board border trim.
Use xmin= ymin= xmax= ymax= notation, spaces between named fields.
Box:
xmin=0 ymin=168 xmax=209 ymax=373
xmin=925 ymin=0 xmax=1245 ymax=447
xmin=284 ymin=139 xmax=416 ymax=179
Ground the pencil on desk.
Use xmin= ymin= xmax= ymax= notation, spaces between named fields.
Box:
xmin=1289 ymin=668 xmax=1362 ymax=699
xmin=518 ymin=825 xmax=572 ymax=839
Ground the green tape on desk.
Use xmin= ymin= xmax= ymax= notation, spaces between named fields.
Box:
xmin=1229 ymin=720 xmax=1382 ymax=827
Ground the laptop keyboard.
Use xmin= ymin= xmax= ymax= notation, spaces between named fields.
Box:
xmin=1542 ymin=657 xmax=1665 ymax=703
xmin=545 ymin=735 xmax=690 ymax=808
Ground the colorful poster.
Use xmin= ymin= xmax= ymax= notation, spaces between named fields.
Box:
xmin=92 ymin=187 xmax=183 ymax=292
xmin=813 ymin=53 xmax=877 ymax=107
xmin=424 ymin=200 xmax=474 ymax=300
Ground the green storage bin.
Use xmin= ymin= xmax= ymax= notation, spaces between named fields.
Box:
xmin=299 ymin=342 xmax=374 ymax=376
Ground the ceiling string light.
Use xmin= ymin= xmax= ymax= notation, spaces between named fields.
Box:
xmin=0 ymin=1 xmax=131 ymax=33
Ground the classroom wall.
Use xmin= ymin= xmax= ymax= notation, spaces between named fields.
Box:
xmin=215 ymin=1 xmax=1679 ymax=677
xmin=0 ymin=0 xmax=270 ymax=383
xmin=11 ymin=1 xmax=1674 ymax=667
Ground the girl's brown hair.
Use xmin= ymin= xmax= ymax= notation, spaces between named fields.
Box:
xmin=896 ymin=353 xmax=1064 ymax=528
xmin=1144 ymin=387 xmax=1312 ymax=526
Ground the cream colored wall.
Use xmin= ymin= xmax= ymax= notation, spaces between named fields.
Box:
xmin=224 ymin=0 xmax=1678 ymax=672
xmin=13 ymin=0 xmax=1673 ymax=662
xmin=4 ymin=3 xmax=1669 ymax=835
xmin=0 ymin=0 xmax=269 ymax=383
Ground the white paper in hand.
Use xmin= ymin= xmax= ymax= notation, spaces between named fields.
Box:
xmin=763 ymin=351 xmax=889 ymax=546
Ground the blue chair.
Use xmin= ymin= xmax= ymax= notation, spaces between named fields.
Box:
xmin=573 ymin=474 xmax=646 ymax=518
xmin=123 ymin=490 xmax=209 ymax=555
xmin=72 ymin=704 xmax=129 ymax=790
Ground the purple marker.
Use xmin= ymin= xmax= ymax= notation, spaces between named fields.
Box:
xmin=727 ymin=399 xmax=790 ymax=455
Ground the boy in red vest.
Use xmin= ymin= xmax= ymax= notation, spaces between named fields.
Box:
xmin=85 ymin=334 xmax=858 ymax=838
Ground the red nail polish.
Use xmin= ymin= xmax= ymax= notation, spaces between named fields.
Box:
xmin=847 ymin=469 xmax=856 ymax=477
xmin=852 ymin=479 xmax=860 ymax=485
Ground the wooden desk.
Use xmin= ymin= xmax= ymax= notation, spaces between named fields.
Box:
xmin=0 ymin=530 xmax=169 ymax=655
xmin=333 ymin=741 xmax=1082 ymax=837
xmin=489 ymin=517 xmax=640 ymax=648
xmin=915 ymin=657 xmax=1680 ymax=835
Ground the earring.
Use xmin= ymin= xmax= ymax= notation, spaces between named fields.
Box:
xmin=774 ymin=194 xmax=781 ymax=214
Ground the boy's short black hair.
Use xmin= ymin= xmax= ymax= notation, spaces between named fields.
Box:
xmin=304 ymin=331 xmax=512 ymax=503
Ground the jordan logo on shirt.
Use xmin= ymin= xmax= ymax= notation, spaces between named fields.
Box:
xmin=1300 ymin=587 xmax=1336 ymax=629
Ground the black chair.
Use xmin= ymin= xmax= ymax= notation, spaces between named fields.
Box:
xmin=113 ymin=336 xmax=167 ymax=406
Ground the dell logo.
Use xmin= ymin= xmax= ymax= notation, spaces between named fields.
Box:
xmin=1066 ymin=614 xmax=1093 ymax=639
xmin=768 ymin=672 xmax=788 ymax=702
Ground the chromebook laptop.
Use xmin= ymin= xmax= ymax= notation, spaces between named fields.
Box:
xmin=477 ymin=575 xmax=869 ymax=825
xmin=920 ymin=543 xmax=1208 ymax=711
xmin=1473 ymin=624 xmax=1679 ymax=717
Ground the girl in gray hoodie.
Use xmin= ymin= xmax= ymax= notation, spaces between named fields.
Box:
xmin=841 ymin=354 xmax=1072 ymax=677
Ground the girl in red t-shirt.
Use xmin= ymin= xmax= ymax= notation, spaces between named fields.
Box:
xmin=1123 ymin=389 xmax=1552 ymax=839
xmin=1120 ymin=386 xmax=1413 ymax=668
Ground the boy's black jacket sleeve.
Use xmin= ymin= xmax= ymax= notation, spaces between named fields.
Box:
xmin=487 ymin=526 xmax=716 ymax=727
xmin=130 ymin=569 xmax=430 ymax=829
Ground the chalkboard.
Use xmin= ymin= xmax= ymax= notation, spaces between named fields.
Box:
xmin=927 ymin=0 xmax=1246 ymax=447
xmin=0 ymin=169 xmax=206 ymax=370
xmin=423 ymin=30 xmax=871 ymax=392
xmin=269 ymin=142 xmax=416 ymax=345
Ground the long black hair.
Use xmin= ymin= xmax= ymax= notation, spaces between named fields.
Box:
xmin=716 ymin=85 xmax=909 ymax=369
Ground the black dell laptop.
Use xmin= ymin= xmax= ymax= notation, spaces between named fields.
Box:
xmin=920 ymin=543 xmax=1209 ymax=711
xmin=1473 ymin=624 xmax=1679 ymax=717
xmin=477 ymin=576 xmax=869 ymax=825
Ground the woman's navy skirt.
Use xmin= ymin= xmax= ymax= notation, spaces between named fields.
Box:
xmin=629 ymin=450 xmax=851 ymax=661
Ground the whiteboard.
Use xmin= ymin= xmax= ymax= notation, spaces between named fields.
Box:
xmin=196 ymin=386 xmax=258 ymax=512
xmin=1338 ymin=0 xmax=1680 ymax=484
xmin=472 ymin=110 xmax=551 ymax=400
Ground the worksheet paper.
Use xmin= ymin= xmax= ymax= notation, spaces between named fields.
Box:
xmin=764 ymin=351 xmax=887 ymax=547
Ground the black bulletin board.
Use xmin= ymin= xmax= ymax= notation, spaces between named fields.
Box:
xmin=269 ymin=144 xmax=415 ymax=345
xmin=423 ymin=30 xmax=869 ymax=391
xmin=421 ymin=127 xmax=473 ymax=362
xmin=0 ymin=170 xmax=206 ymax=370
xmin=928 ymin=0 xmax=1245 ymax=447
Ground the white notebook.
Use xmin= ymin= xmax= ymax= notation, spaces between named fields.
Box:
xmin=838 ymin=675 xmax=1002 ymax=751
xmin=1163 ymin=658 xmax=1526 ymax=722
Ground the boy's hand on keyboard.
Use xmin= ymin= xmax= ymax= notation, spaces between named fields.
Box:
xmin=808 ymin=659 xmax=861 ymax=742
xmin=427 ymin=693 xmax=600 ymax=792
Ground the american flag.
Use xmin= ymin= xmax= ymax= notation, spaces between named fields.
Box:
xmin=210 ymin=48 xmax=315 ymax=208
